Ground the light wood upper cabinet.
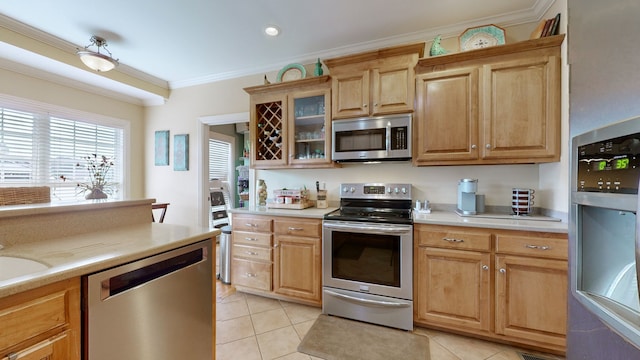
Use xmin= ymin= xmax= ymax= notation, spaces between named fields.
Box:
xmin=415 ymin=67 xmax=480 ymax=162
xmin=482 ymin=55 xmax=560 ymax=160
xmin=414 ymin=35 xmax=564 ymax=166
xmin=325 ymin=43 xmax=424 ymax=119
xmin=330 ymin=70 xmax=369 ymax=118
xmin=244 ymin=76 xmax=336 ymax=169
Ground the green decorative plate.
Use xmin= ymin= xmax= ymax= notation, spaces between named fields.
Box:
xmin=276 ymin=63 xmax=307 ymax=82
xmin=459 ymin=25 xmax=506 ymax=51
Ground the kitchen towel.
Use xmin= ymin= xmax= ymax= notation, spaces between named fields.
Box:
xmin=298 ymin=314 xmax=430 ymax=360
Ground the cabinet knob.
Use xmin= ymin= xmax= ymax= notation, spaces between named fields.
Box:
xmin=482 ymin=265 xmax=489 ymax=271
xmin=485 ymin=144 xmax=491 ymax=149
xmin=363 ymin=104 xmax=368 ymax=108
xmin=373 ymin=103 xmax=378 ymax=107
xmin=471 ymin=144 xmax=477 ymax=149
xmin=274 ymin=243 xmax=279 ymax=248
xmin=499 ymin=268 xmax=506 ymax=274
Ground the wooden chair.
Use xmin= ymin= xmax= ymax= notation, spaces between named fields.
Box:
xmin=152 ymin=202 xmax=169 ymax=223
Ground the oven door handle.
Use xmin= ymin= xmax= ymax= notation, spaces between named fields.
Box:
xmin=323 ymin=222 xmax=411 ymax=234
xmin=324 ymin=289 xmax=410 ymax=308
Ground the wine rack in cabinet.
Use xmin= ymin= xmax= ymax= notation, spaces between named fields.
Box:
xmin=255 ymin=101 xmax=284 ymax=162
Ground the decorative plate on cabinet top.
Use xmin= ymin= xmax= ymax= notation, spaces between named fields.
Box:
xmin=459 ymin=24 xmax=506 ymax=51
xmin=276 ymin=63 xmax=307 ymax=82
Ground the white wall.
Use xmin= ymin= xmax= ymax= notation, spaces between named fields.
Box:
xmin=256 ymin=163 xmax=539 ymax=210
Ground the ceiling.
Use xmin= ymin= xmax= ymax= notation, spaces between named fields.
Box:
xmin=0 ymin=0 xmax=553 ymax=105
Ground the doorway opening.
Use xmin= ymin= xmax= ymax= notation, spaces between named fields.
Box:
xmin=208 ymin=131 xmax=234 ymax=229
xmin=197 ymin=112 xmax=251 ymax=228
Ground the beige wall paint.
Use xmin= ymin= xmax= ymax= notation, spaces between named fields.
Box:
xmin=144 ymin=75 xmax=266 ymax=225
xmin=538 ymin=0 xmax=568 ymax=214
xmin=0 ymin=68 xmax=146 ymax=198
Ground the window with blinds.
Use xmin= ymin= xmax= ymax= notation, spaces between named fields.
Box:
xmin=0 ymin=106 xmax=123 ymax=201
xmin=208 ymin=138 xmax=232 ymax=206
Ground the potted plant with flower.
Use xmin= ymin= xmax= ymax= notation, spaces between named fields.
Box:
xmin=61 ymin=154 xmax=116 ymax=199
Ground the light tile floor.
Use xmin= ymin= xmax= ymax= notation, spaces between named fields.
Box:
xmin=216 ymin=245 xmax=565 ymax=360
xmin=215 ymin=282 xmax=565 ymax=360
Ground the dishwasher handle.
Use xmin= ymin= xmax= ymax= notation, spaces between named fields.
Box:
xmin=101 ymin=247 xmax=206 ymax=300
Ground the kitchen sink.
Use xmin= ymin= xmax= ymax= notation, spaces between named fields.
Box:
xmin=0 ymin=256 xmax=50 ymax=282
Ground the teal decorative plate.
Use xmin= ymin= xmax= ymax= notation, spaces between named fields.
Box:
xmin=459 ymin=25 xmax=506 ymax=51
xmin=276 ymin=63 xmax=307 ymax=82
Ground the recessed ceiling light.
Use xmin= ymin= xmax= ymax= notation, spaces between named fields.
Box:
xmin=264 ymin=26 xmax=280 ymax=37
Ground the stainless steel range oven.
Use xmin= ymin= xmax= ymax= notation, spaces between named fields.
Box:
xmin=322 ymin=183 xmax=413 ymax=331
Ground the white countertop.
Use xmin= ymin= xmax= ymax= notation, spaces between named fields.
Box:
xmin=414 ymin=211 xmax=568 ymax=233
xmin=229 ymin=206 xmax=338 ymax=218
xmin=228 ymin=206 xmax=568 ymax=233
xmin=0 ymin=223 xmax=220 ymax=298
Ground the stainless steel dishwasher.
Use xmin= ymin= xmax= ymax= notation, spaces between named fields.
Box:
xmin=83 ymin=239 xmax=212 ymax=360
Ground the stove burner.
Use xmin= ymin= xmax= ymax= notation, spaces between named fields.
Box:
xmin=324 ymin=183 xmax=414 ymax=224
xmin=324 ymin=202 xmax=413 ymax=224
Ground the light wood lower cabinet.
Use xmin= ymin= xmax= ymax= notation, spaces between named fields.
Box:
xmin=416 ymin=247 xmax=491 ymax=332
xmin=0 ymin=278 xmax=80 ymax=360
xmin=231 ymin=213 xmax=322 ymax=306
xmin=414 ymin=224 xmax=567 ymax=355
xmin=495 ymin=254 xmax=567 ymax=348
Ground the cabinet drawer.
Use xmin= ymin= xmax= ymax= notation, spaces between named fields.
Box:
xmin=232 ymin=215 xmax=272 ymax=233
xmin=274 ymin=218 xmax=321 ymax=238
xmin=233 ymin=231 xmax=272 ymax=247
xmin=232 ymin=259 xmax=272 ymax=291
xmin=0 ymin=291 xmax=67 ymax=351
xmin=233 ymin=244 xmax=272 ymax=262
xmin=416 ymin=225 xmax=491 ymax=251
xmin=495 ymin=232 xmax=567 ymax=260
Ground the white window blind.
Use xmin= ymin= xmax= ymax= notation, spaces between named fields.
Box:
xmin=209 ymin=139 xmax=231 ymax=182
xmin=208 ymin=138 xmax=231 ymax=206
xmin=0 ymin=105 xmax=123 ymax=201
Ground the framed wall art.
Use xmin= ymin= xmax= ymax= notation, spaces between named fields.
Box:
xmin=154 ymin=130 xmax=170 ymax=166
xmin=173 ymin=134 xmax=189 ymax=171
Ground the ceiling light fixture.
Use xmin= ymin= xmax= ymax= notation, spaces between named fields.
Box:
xmin=264 ymin=26 xmax=280 ymax=37
xmin=77 ymin=36 xmax=119 ymax=72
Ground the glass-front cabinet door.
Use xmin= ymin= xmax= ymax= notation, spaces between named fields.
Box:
xmin=288 ymin=88 xmax=331 ymax=166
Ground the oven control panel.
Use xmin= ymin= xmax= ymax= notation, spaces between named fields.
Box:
xmin=340 ymin=183 xmax=412 ymax=200
xmin=577 ymin=132 xmax=640 ymax=193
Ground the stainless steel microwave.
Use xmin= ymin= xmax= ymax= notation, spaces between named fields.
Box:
xmin=332 ymin=114 xmax=412 ymax=162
